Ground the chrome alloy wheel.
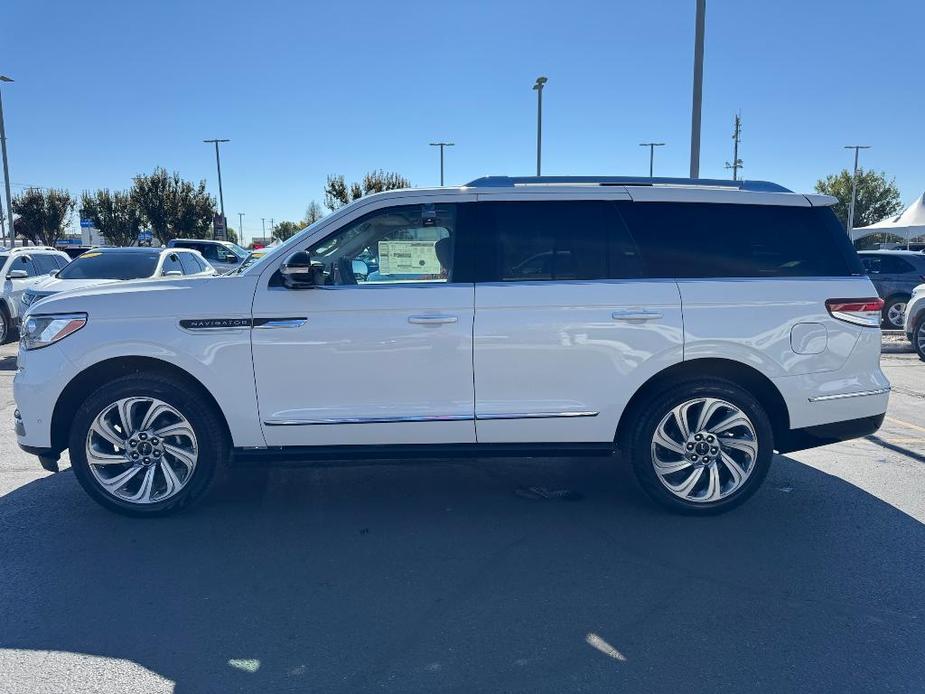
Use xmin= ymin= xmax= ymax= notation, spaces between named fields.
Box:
xmin=887 ymin=302 xmax=907 ymax=329
xmin=650 ymin=397 xmax=758 ymax=503
xmin=85 ymin=397 xmax=198 ymax=504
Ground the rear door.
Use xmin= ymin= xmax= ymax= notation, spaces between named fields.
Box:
xmin=471 ymin=198 xmax=684 ymax=444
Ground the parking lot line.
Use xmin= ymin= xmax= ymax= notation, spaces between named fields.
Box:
xmin=885 ymin=416 xmax=925 ymax=434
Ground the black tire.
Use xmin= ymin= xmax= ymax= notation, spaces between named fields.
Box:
xmin=0 ymin=304 xmax=10 ymax=344
xmin=912 ymin=315 xmax=925 ymax=362
xmin=623 ymin=378 xmax=774 ymax=515
xmin=883 ymin=296 xmax=909 ymax=330
xmin=69 ymin=374 xmax=228 ymax=517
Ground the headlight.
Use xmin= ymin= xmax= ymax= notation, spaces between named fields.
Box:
xmin=21 ymin=291 xmax=36 ymax=307
xmin=20 ymin=313 xmax=87 ymax=351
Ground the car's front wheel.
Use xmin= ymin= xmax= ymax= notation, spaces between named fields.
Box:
xmin=69 ymin=374 xmax=227 ymax=516
xmin=625 ymin=379 xmax=773 ymax=514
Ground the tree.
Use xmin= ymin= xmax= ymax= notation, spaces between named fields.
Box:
xmin=272 ymin=220 xmax=303 ymax=242
xmin=11 ymin=188 xmax=76 ymax=247
xmin=224 ymin=227 xmax=238 ymax=244
xmin=131 ymin=167 xmax=216 ymax=245
xmin=814 ymin=169 xmax=903 ymax=231
xmin=323 ymin=170 xmax=410 ymax=211
xmin=304 ymin=200 xmax=324 ymax=226
xmin=80 ymin=189 xmax=142 ymax=247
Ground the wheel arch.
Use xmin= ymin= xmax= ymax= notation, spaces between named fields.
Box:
xmin=615 ymin=358 xmax=790 ymax=450
xmin=50 ymin=356 xmax=232 ymax=453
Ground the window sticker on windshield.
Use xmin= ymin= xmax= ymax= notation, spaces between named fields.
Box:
xmin=378 ymin=241 xmax=441 ymax=275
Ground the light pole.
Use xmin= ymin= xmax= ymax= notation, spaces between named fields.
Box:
xmin=238 ymin=212 xmax=245 ymax=246
xmin=533 ymin=76 xmax=547 ymax=176
xmin=0 ymin=76 xmax=14 ymax=247
xmin=845 ymin=144 xmax=870 ymax=239
xmin=689 ymin=0 xmax=706 ymax=178
xmin=261 ymin=217 xmax=266 ymax=241
xmin=429 ymin=142 xmax=454 ymax=186
xmin=639 ymin=142 xmax=665 ymax=178
xmin=203 ymin=138 xmax=229 ymax=239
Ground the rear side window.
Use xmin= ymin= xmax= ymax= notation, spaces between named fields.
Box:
xmin=867 ymin=255 xmax=915 ymax=274
xmin=618 ymin=202 xmax=864 ymax=278
xmin=473 ymin=201 xmax=642 ymax=282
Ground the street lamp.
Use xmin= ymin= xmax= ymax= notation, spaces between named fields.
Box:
xmin=203 ymin=138 xmax=229 ymax=239
xmin=0 ymin=76 xmax=14 ymax=247
xmin=533 ymin=76 xmax=547 ymax=176
xmin=429 ymin=142 xmax=454 ymax=186
xmin=238 ymin=212 xmax=245 ymax=246
xmin=639 ymin=142 xmax=666 ymax=178
xmin=689 ymin=0 xmax=706 ymax=178
xmin=844 ymin=145 xmax=870 ymax=239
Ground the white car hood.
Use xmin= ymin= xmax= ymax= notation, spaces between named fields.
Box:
xmin=31 ymin=276 xmax=122 ymax=295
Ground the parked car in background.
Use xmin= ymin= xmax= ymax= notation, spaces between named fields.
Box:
xmin=0 ymin=246 xmax=71 ymax=343
xmin=858 ymin=250 xmax=925 ymax=328
xmin=59 ymin=246 xmax=97 ymax=259
xmin=20 ymin=247 xmax=214 ymax=317
xmin=167 ymin=239 xmax=248 ymax=274
xmin=14 ymin=176 xmax=888 ymax=518
xmin=904 ymin=283 xmax=925 ymax=361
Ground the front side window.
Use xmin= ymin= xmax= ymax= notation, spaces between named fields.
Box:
xmin=177 ymin=253 xmax=202 ymax=275
xmin=306 ymin=204 xmax=456 ymax=286
xmin=9 ymin=255 xmax=37 ymax=277
xmin=161 ymin=253 xmax=183 ymax=275
xmin=877 ymin=255 xmax=915 ymax=274
xmin=32 ymin=254 xmax=61 ymax=275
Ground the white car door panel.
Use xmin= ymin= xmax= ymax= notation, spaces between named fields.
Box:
xmin=252 ymin=202 xmax=476 ymax=447
xmin=474 ymin=280 xmax=683 ymax=443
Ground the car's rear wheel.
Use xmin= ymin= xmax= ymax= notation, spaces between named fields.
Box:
xmin=69 ymin=374 xmax=227 ymax=516
xmin=912 ymin=315 xmax=925 ymax=362
xmin=884 ymin=296 xmax=908 ymax=329
xmin=625 ymin=379 xmax=773 ymax=514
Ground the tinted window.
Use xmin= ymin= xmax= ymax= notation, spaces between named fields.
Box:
xmin=305 ymin=204 xmax=456 ymax=285
xmin=619 ymin=202 xmax=863 ymax=278
xmin=474 ymin=201 xmax=642 ymax=282
xmin=8 ymin=255 xmax=37 ymax=277
xmin=52 ymin=254 xmax=70 ymax=270
xmin=32 ymin=254 xmax=61 ymax=275
xmin=177 ymin=253 xmax=202 ymax=275
xmin=161 ymin=253 xmax=182 ymax=275
xmin=877 ymin=255 xmax=915 ymax=274
xmin=57 ymin=251 xmax=160 ymax=280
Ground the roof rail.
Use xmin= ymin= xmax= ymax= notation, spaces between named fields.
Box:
xmin=464 ymin=175 xmax=792 ymax=193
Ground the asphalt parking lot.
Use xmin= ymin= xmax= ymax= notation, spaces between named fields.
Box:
xmin=0 ymin=339 xmax=923 ymax=694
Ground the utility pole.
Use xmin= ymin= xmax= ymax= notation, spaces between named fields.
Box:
xmin=639 ymin=142 xmax=665 ymax=178
xmin=429 ymin=142 xmax=454 ymax=186
xmin=238 ymin=212 xmax=245 ymax=246
xmin=533 ymin=76 xmax=548 ymax=176
xmin=844 ymin=144 xmax=870 ymax=239
xmin=724 ymin=113 xmax=743 ymax=181
xmin=689 ymin=0 xmax=706 ymax=178
xmin=261 ymin=217 xmax=266 ymax=241
xmin=203 ymin=138 xmax=229 ymax=239
xmin=0 ymin=76 xmax=15 ymax=248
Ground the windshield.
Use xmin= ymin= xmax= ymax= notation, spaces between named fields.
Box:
xmin=57 ymin=251 xmax=160 ymax=280
xmin=222 ymin=242 xmax=248 ymax=259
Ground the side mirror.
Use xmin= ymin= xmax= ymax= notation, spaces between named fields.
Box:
xmin=280 ymin=250 xmax=317 ymax=289
xmin=351 ymin=259 xmax=369 ymax=280
xmin=7 ymin=270 xmax=28 ymax=279
xmin=225 ymin=254 xmax=240 ymax=264
xmin=164 ymin=270 xmax=183 ymax=277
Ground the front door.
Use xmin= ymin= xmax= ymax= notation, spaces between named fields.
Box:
xmin=252 ymin=202 xmax=476 ymax=447
xmin=5 ymin=254 xmax=44 ymax=320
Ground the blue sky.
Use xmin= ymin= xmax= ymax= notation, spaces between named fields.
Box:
xmin=4 ymin=0 xmax=924 ymax=243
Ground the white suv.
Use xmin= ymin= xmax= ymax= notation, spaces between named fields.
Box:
xmin=13 ymin=176 xmax=890 ymax=516
xmin=0 ymin=246 xmax=71 ymax=343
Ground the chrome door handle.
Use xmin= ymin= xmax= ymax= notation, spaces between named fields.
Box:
xmin=408 ymin=314 xmax=458 ymax=325
xmin=612 ymin=309 xmax=663 ymax=322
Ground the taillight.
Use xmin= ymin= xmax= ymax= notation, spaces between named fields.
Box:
xmin=826 ymin=298 xmax=884 ymax=327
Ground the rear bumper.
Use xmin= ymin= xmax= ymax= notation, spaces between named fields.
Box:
xmin=776 ymin=413 xmax=885 ymax=454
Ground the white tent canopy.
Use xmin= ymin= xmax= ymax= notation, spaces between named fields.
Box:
xmin=852 ymin=193 xmax=925 ymax=243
